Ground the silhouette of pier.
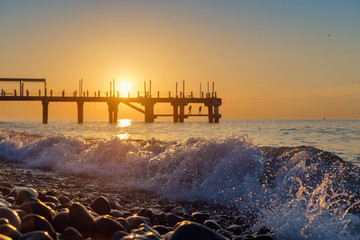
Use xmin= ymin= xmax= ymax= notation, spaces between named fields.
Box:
xmin=0 ymin=78 xmax=222 ymax=124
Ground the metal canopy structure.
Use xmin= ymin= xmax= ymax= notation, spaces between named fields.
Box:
xmin=0 ymin=78 xmax=47 ymax=96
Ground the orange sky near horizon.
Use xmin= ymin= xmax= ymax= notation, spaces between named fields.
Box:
xmin=0 ymin=1 xmax=359 ymax=120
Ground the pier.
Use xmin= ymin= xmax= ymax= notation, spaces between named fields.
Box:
xmin=0 ymin=78 xmax=222 ymax=124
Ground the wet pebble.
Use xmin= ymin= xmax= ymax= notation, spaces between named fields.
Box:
xmin=126 ymin=215 xmax=150 ymax=230
xmin=170 ymin=221 xmax=228 ymax=240
xmin=227 ymin=224 xmax=244 ymax=235
xmin=20 ymin=214 xmax=56 ymax=239
xmin=153 ymin=225 xmax=172 ymax=235
xmin=68 ymin=202 xmax=94 ymax=234
xmin=0 ymin=223 xmax=22 ymax=240
xmin=15 ymin=187 xmax=38 ymax=205
xmin=90 ymin=196 xmax=111 ymax=216
xmin=19 ymin=230 xmax=53 ymax=240
xmin=62 ymin=226 xmax=83 ymax=240
xmin=166 ymin=214 xmax=183 ymax=227
xmin=58 ymin=196 xmax=70 ymax=205
xmin=204 ymin=220 xmax=222 ymax=231
xmin=0 ymin=233 xmax=11 ymax=240
xmin=191 ymin=211 xmax=210 ymax=224
xmin=51 ymin=211 xmax=71 ymax=233
xmin=0 ymin=207 xmax=21 ymax=229
xmin=0 ymin=200 xmax=10 ymax=208
xmin=20 ymin=200 xmax=55 ymax=222
xmin=92 ymin=216 xmax=127 ymax=238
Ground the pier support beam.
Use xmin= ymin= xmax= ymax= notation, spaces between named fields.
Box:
xmin=172 ymin=104 xmax=179 ymax=122
xmin=205 ymin=98 xmax=222 ymax=123
xmin=107 ymin=102 xmax=119 ymax=123
xmin=171 ymin=102 xmax=187 ymax=123
xmin=208 ymin=105 xmax=213 ymax=123
xmin=77 ymin=101 xmax=84 ymax=124
xmin=143 ymin=103 xmax=155 ymax=123
xmin=179 ymin=105 xmax=185 ymax=123
xmin=42 ymin=101 xmax=49 ymax=124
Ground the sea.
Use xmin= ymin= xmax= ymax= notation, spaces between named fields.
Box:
xmin=1 ymin=119 xmax=360 ymax=239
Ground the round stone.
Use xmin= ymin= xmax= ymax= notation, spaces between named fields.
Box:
xmin=116 ymin=217 xmax=128 ymax=232
xmin=15 ymin=187 xmax=38 ymax=205
xmin=90 ymin=196 xmax=111 ymax=216
xmin=111 ymin=231 xmax=128 ymax=240
xmin=0 ymin=233 xmax=11 ymax=240
xmin=0 ymin=207 xmax=21 ymax=229
xmin=167 ymin=214 xmax=183 ymax=227
xmin=110 ymin=210 xmax=124 ymax=218
xmin=20 ymin=200 xmax=55 ymax=222
xmin=57 ymin=196 xmax=70 ymax=205
xmin=20 ymin=214 xmax=56 ymax=239
xmin=62 ymin=227 xmax=83 ymax=240
xmin=0 ymin=218 xmax=9 ymax=225
xmin=19 ymin=231 xmax=53 ymax=240
xmin=0 ymin=224 xmax=21 ymax=240
xmin=0 ymin=200 xmax=10 ymax=208
xmin=43 ymin=196 xmax=60 ymax=205
xmin=154 ymin=212 xmax=167 ymax=225
xmin=204 ymin=220 xmax=222 ymax=231
xmin=138 ymin=208 xmax=154 ymax=221
xmin=191 ymin=212 xmax=210 ymax=224
xmin=227 ymin=224 xmax=244 ymax=235
xmin=126 ymin=215 xmax=150 ymax=230
xmin=69 ymin=202 xmax=94 ymax=234
xmin=153 ymin=225 xmax=172 ymax=235
xmin=51 ymin=211 xmax=71 ymax=233
xmin=170 ymin=221 xmax=227 ymax=240
xmin=92 ymin=216 xmax=127 ymax=238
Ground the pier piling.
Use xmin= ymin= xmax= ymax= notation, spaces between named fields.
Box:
xmin=77 ymin=101 xmax=84 ymax=124
xmin=42 ymin=101 xmax=49 ymax=124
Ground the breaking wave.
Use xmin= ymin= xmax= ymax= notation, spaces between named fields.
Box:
xmin=1 ymin=130 xmax=360 ymax=239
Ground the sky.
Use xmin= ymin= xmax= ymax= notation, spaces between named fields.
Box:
xmin=0 ymin=0 xmax=359 ymax=120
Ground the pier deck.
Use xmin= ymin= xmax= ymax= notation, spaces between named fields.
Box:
xmin=0 ymin=95 xmax=221 ymax=124
xmin=0 ymin=78 xmax=222 ymax=124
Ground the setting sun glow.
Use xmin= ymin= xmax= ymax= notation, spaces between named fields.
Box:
xmin=117 ymin=81 xmax=132 ymax=97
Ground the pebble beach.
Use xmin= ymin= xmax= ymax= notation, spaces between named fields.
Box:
xmin=0 ymin=161 xmax=273 ymax=240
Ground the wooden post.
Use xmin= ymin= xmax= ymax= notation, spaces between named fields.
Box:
xmin=108 ymin=103 xmax=113 ymax=123
xmin=42 ymin=101 xmax=49 ymax=124
xmin=110 ymin=81 xmax=112 ymax=97
xmin=144 ymin=103 xmax=155 ymax=123
xmin=183 ymin=80 xmax=185 ymax=98
xmin=214 ymin=105 xmax=219 ymax=123
xmin=208 ymin=105 xmax=213 ymax=123
xmin=149 ymin=80 xmax=152 ymax=98
xmin=77 ymin=101 xmax=84 ymax=124
xmin=179 ymin=104 xmax=185 ymax=122
xmin=172 ymin=104 xmax=178 ymax=122
xmin=113 ymin=107 xmax=118 ymax=123
xmin=113 ymin=79 xmax=115 ymax=97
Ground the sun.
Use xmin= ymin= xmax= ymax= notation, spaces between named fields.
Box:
xmin=117 ymin=81 xmax=132 ymax=97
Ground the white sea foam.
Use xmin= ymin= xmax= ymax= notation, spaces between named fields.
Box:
xmin=1 ymin=130 xmax=360 ymax=239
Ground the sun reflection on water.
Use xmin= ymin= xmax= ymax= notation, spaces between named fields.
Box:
xmin=116 ymin=133 xmax=130 ymax=140
xmin=117 ymin=119 xmax=132 ymax=128
xmin=115 ymin=119 xmax=132 ymax=140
